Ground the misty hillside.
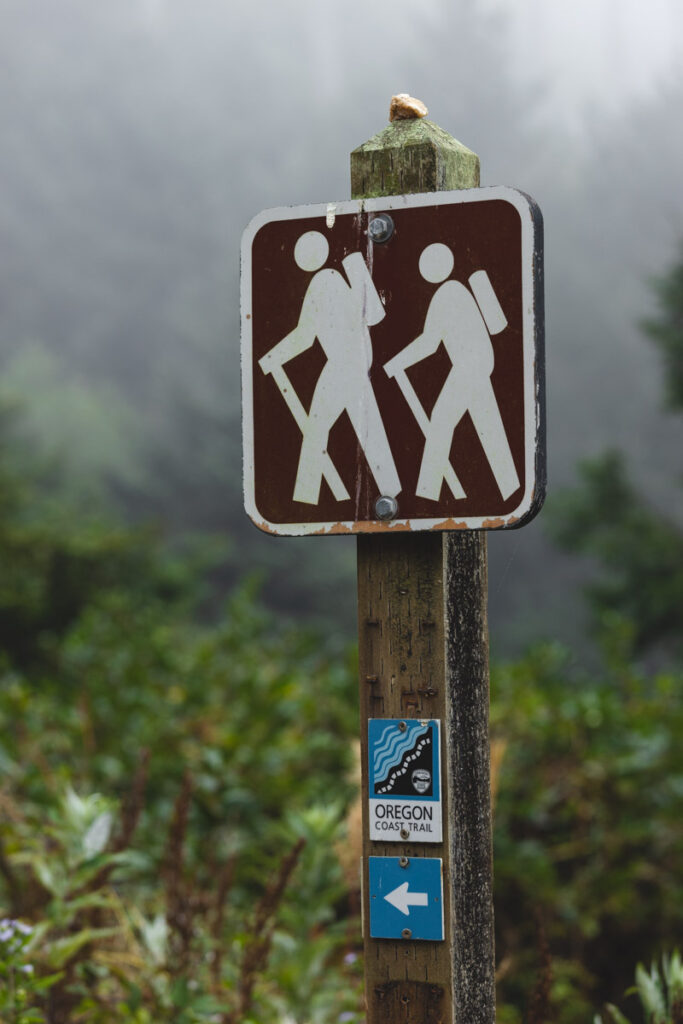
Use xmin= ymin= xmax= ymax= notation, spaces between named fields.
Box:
xmin=1 ymin=0 xmax=682 ymax=653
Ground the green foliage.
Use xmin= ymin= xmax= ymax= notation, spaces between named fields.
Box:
xmin=549 ymin=451 xmax=683 ymax=656
xmin=3 ymin=224 xmax=683 ymax=1021
xmin=0 ymin=584 xmax=361 ymax=1020
xmin=597 ymin=1006 xmax=632 ymax=1024
xmin=1 ymin=345 xmax=147 ymax=503
xmin=549 ymin=239 xmax=683 ymax=662
xmin=0 ymin=402 xmax=363 ymax=1022
xmin=641 ymin=241 xmax=683 ymax=410
xmin=595 ymin=950 xmax=683 ymax=1024
xmin=492 ymin=638 xmax=683 ymax=1023
xmin=1 ymin=753 xmax=360 ymax=1022
xmin=0 ymin=918 xmax=62 ymax=1023
xmin=0 ymin=396 xmax=207 ymax=674
xmin=532 ymin=237 xmax=683 ymax=1020
xmin=2 ymin=396 xmax=681 ymax=1023
xmin=0 ymin=622 xmax=362 ymax=1023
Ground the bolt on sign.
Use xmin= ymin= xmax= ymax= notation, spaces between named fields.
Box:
xmin=241 ymin=187 xmax=545 ymax=535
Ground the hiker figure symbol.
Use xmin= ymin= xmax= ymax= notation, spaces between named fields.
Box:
xmin=242 ymin=190 xmax=545 ymax=535
xmin=258 ymin=233 xmax=521 ymax=508
xmin=384 ymin=242 xmax=520 ymax=503
xmin=258 ymin=231 xmax=400 ymax=506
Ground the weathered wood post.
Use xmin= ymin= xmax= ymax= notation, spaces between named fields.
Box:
xmin=352 ymin=103 xmax=495 ymax=1024
xmin=241 ymin=89 xmax=544 ymax=1024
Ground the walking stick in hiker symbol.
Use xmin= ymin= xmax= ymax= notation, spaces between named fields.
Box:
xmin=384 ymin=242 xmax=521 ymax=502
xmin=258 ymin=231 xmax=401 ymax=506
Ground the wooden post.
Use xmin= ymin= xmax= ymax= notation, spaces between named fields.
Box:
xmin=353 ymin=110 xmax=495 ymax=1023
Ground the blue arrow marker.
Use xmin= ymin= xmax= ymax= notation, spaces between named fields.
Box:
xmin=384 ymin=881 xmax=429 ymax=915
xmin=368 ymin=856 xmax=444 ymax=941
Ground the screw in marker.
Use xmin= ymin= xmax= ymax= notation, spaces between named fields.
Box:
xmin=374 ymin=495 xmax=398 ymax=521
xmin=400 ymin=827 xmax=410 ymax=840
xmin=368 ymin=213 xmax=394 ymax=244
xmin=398 ymin=720 xmax=407 ymax=732
xmin=401 ymin=928 xmax=412 ymax=939
xmin=399 ymin=856 xmax=409 ymax=868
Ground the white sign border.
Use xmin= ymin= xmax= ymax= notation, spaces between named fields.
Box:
xmin=241 ymin=186 xmax=543 ymax=537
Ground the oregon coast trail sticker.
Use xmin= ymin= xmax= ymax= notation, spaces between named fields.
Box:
xmin=368 ymin=719 xmax=442 ymax=843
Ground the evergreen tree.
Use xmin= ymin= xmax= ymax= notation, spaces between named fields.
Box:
xmin=641 ymin=240 xmax=683 ymax=410
xmin=550 ymin=247 xmax=683 ymax=658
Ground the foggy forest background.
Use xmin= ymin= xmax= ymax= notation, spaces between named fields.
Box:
xmin=0 ymin=2 xmax=682 ymax=1022
xmin=2 ymin=0 xmax=682 ymax=653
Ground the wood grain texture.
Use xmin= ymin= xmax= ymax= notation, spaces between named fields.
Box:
xmin=444 ymin=532 xmax=495 ymax=1022
xmin=353 ymin=114 xmax=495 ymax=1024
xmin=358 ymin=533 xmax=451 ymax=1023
xmin=351 ymin=118 xmax=480 ymax=198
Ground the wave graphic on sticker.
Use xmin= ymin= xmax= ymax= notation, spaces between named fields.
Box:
xmin=373 ymin=723 xmax=430 ymax=782
xmin=373 ymin=723 xmax=429 ymax=777
xmin=373 ymin=722 xmax=427 ymax=768
xmin=373 ymin=729 xmax=416 ymax=778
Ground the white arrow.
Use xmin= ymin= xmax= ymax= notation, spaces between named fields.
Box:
xmin=384 ymin=882 xmax=429 ymax=916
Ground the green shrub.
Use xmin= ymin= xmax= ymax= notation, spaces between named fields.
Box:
xmin=595 ymin=950 xmax=683 ymax=1024
xmin=0 ymin=592 xmax=363 ymax=1022
xmin=492 ymin=638 xmax=683 ymax=1022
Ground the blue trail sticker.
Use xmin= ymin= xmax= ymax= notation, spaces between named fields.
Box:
xmin=368 ymin=856 xmax=444 ymax=941
xmin=368 ymin=719 xmax=442 ymax=843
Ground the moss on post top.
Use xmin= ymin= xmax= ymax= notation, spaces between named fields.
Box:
xmin=350 ymin=118 xmax=480 ymax=199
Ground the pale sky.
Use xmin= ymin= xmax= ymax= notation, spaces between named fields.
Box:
xmin=479 ymin=0 xmax=683 ymax=127
xmin=135 ymin=0 xmax=683 ymax=136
